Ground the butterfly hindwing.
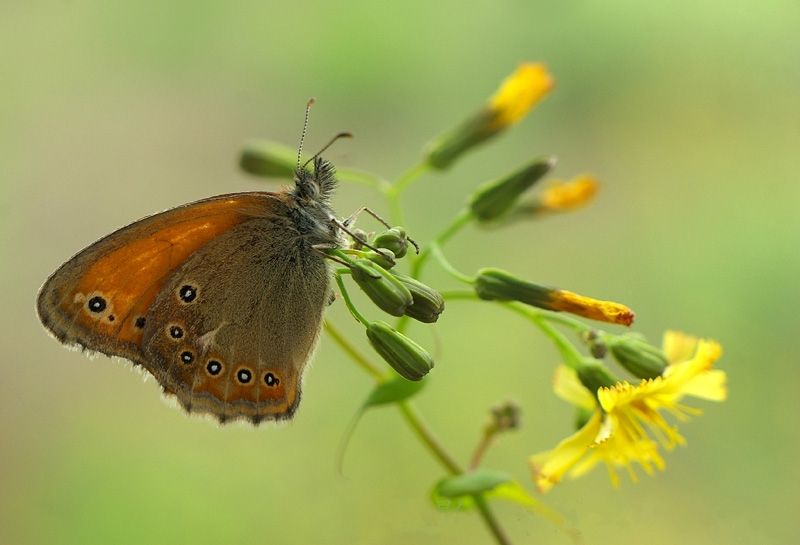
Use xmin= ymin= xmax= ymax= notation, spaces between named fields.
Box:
xmin=140 ymin=216 xmax=332 ymax=423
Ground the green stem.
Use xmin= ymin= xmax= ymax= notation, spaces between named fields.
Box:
xmin=391 ymin=161 xmax=431 ymax=194
xmin=411 ymin=208 xmax=473 ymax=278
xmin=503 ymin=303 xmax=585 ymax=369
xmin=324 ymin=314 xmax=515 ymax=545
xmin=474 ymin=496 xmax=514 ymax=545
xmin=430 ymin=243 xmax=475 ymax=284
xmin=440 ymin=291 xmax=587 ymax=369
xmin=397 ymin=402 xmax=462 ymax=475
xmin=335 ymin=273 xmax=370 ymax=327
xmin=324 ymin=321 xmax=384 ymax=379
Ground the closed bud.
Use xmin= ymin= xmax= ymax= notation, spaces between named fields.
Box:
xmin=239 ymin=141 xmax=303 ymax=178
xmin=373 ymin=227 xmax=409 ymax=258
xmin=351 ymin=259 xmax=412 ymax=316
xmin=609 ymin=336 xmax=668 ymax=379
xmin=366 ymin=321 xmax=434 ymax=381
xmin=363 ymin=249 xmax=396 ymax=269
xmin=394 ymin=274 xmax=446 ymax=323
xmin=468 ymin=157 xmax=555 ymax=222
xmin=350 ymin=228 xmax=370 ymax=250
xmin=474 ymin=268 xmax=635 ymax=326
xmin=474 ymin=268 xmax=550 ymax=306
xmin=576 ymin=360 xmax=619 ymax=396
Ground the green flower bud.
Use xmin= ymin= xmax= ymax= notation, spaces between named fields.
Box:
xmin=474 ymin=268 xmax=550 ymax=306
xmin=468 ymin=158 xmax=555 ymax=222
xmin=239 ymin=141 xmax=304 ymax=178
xmin=366 ymin=321 xmax=434 ymax=381
xmin=362 ymin=249 xmax=396 ymax=270
xmin=576 ymin=360 xmax=619 ymax=396
xmin=609 ymin=337 xmax=668 ymax=380
xmin=373 ymin=227 xmax=409 ymax=258
xmin=349 ymin=228 xmax=369 ymax=250
xmin=351 ymin=259 xmax=412 ymax=316
xmin=394 ymin=274 xmax=445 ymax=323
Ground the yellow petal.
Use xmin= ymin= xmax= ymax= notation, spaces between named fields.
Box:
xmin=540 ymin=175 xmax=599 ymax=211
xmin=553 ymin=365 xmax=596 ymax=410
xmin=530 ymin=412 xmax=602 ymax=493
xmin=662 ymin=330 xmax=699 ymax=364
xmin=488 ymin=63 xmax=554 ymax=129
xmin=549 ymin=289 xmax=635 ymax=326
xmin=681 ymin=369 xmax=727 ymax=401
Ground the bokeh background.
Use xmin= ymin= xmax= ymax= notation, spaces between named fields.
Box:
xmin=2 ymin=2 xmax=798 ymax=544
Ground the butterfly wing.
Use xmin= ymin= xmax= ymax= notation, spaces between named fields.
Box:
xmin=141 ymin=216 xmax=331 ymax=423
xmin=37 ymin=193 xmax=279 ymax=365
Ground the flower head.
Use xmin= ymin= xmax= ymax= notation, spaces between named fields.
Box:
xmin=426 ymin=63 xmax=554 ymax=169
xmin=531 ymin=332 xmax=726 ymax=492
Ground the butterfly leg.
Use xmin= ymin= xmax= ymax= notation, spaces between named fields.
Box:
xmin=330 ymin=218 xmax=396 ymax=267
xmin=342 ymin=207 xmax=420 ymax=254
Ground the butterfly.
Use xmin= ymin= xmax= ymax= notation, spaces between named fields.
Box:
xmin=37 ymin=104 xmax=356 ymax=425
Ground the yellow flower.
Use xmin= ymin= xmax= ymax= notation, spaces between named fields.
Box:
xmin=539 ymin=175 xmax=599 ymax=211
xmin=427 ymin=63 xmax=554 ymax=169
xmin=487 ymin=63 xmax=554 ymax=130
xmin=531 ymin=332 xmax=726 ymax=492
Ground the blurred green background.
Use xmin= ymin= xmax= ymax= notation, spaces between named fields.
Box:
xmin=2 ymin=1 xmax=798 ymax=544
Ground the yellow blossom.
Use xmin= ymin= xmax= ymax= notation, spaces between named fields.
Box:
xmin=531 ymin=332 xmax=726 ymax=492
xmin=426 ymin=63 xmax=554 ymax=169
xmin=487 ymin=63 xmax=554 ymax=130
xmin=539 ymin=175 xmax=599 ymax=211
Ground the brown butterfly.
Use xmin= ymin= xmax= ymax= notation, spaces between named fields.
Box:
xmin=37 ymin=105 xmax=353 ymax=424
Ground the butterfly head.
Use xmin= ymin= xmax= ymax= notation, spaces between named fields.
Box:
xmin=292 ymin=155 xmax=337 ymax=206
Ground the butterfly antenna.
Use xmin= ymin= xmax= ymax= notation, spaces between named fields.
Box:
xmin=302 ymin=132 xmax=353 ymax=169
xmin=296 ymin=98 xmax=315 ymax=171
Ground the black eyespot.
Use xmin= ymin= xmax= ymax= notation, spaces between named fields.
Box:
xmin=169 ymin=325 xmax=183 ymax=339
xmin=207 ymin=360 xmax=222 ymax=376
xmin=264 ymin=372 xmax=279 ymax=387
xmin=180 ymin=351 xmax=194 ymax=364
xmin=107 ymin=315 xmax=115 ymax=322
xmin=135 ymin=317 xmax=146 ymax=329
xmin=237 ymin=369 xmax=252 ymax=384
xmin=88 ymin=296 xmax=106 ymax=313
xmin=179 ymin=285 xmax=197 ymax=303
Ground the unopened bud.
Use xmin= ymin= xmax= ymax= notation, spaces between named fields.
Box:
xmin=576 ymin=360 xmax=619 ymax=395
xmin=489 ymin=401 xmax=521 ymax=432
xmin=394 ymin=274 xmax=446 ymax=323
xmin=373 ymin=227 xmax=409 ymax=258
xmin=468 ymin=158 xmax=555 ymax=222
xmin=362 ymin=249 xmax=396 ymax=270
xmin=351 ymin=259 xmax=412 ymax=316
xmin=474 ymin=268 xmax=635 ymax=326
xmin=609 ymin=336 xmax=668 ymax=379
xmin=350 ymin=228 xmax=370 ymax=250
xmin=366 ymin=321 xmax=434 ymax=381
xmin=239 ymin=141 xmax=302 ymax=178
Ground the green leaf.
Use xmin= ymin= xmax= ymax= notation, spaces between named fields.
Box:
xmin=363 ymin=376 xmax=426 ymax=408
xmin=430 ymin=474 xmax=581 ymax=543
xmin=430 ymin=470 xmax=511 ymax=511
xmin=336 ymin=377 xmax=426 ymax=473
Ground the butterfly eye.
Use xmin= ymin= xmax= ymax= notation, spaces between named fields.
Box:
xmin=87 ymin=296 xmax=107 ymax=313
xmin=264 ymin=372 xmax=280 ymax=387
xmin=180 ymin=351 xmax=194 ymax=364
xmin=236 ymin=368 xmax=253 ymax=384
xmin=206 ymin=360 xmax=223 ymax=376
xmin=168 ymin=324 xmax=184 ymax=340
xmin=178 ymin=284 xmax=198 ymax=304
